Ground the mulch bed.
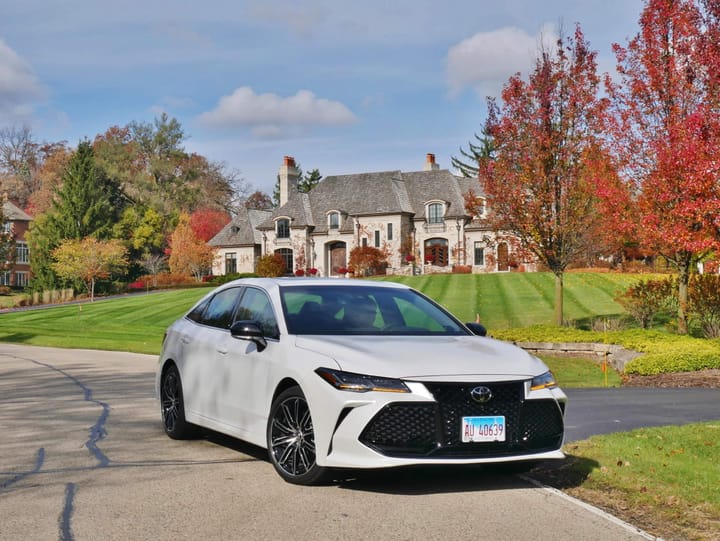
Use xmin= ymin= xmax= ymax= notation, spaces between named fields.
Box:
xmin=621 ymin=368 xmax=720 ymax=388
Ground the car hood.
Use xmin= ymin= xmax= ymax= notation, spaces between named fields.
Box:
xmin=293 ymin=335 xmax=546 ymax=380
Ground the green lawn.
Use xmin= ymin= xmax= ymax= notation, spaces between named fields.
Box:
xmin=381 ymin=272 xmax=653 ymax=328
xmin=0 ymin=273 xmax=651 ymax=355
xmin=0 ymin=288 xmax=212 ymax=354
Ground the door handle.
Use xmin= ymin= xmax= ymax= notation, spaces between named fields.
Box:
xmin=217 ymin=348 xmax=228 ymax=355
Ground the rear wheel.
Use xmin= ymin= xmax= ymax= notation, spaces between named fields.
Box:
xmin=160 ymin=365 xmax=197 ymax=439
xmin=267 ymin=386 xmax=329 ymax=485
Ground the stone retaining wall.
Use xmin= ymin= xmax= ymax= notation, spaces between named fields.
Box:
xmin=514 ymin=341 xmax=643 ymax=372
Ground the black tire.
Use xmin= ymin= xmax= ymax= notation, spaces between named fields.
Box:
xmin=160 ymin=364 xmax=197 ymax=439
xmin=267 ymin=386 xmax=329 ymax=485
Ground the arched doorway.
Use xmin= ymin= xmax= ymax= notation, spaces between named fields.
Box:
xmin=497 ymin=242 xmax=509 ymax=271
xmin=327 ymin=241 xmax=347 ymax=276
xmin=424 ymin=238 xmax=449 ymax=267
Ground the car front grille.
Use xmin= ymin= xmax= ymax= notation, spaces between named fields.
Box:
xmin=358 ymin=381 xmax=564 ymax=458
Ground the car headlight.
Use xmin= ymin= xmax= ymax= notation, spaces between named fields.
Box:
xmin=315 ymin=368 xmax=410 ymax=393
xmin=530 ymin=371 xmax=558 ymax=391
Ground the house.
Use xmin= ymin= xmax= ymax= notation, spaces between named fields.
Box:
xmin=209 ymin=154 xmax=531 ymax=277
xmin=1 ymin=199 xmax=32 ymax=287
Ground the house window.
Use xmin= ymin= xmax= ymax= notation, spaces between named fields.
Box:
xmin=428 ymin=203 xmax=444 ymax=224
xmin=2 ymin=223 xmax=10 ymax=234
xmin=387 ymin=223 xmax=393 ymax=240
xmin=225 ymin=252 xmax=237 ymax=275
xmin=329 ymin=212 xmax=340 ymax=230
xmin=16 ymin=242 xmax=29 ymax=264
xmin=374 ymin=230 xmax=380 ymax=247
xmin=474 ymin=243 xmax=485 ymax=266
xmin=275 ymin=248 xmax=293 ymax=273
xmin=15 ymin=271 xmax=28 ymax=287
xmin=362 ymin=238 xmax=368 ymax=247
xmin=276 ymin=219 xmax=290 ymax=239
xmin=0 ymin=272 xmax=10 ymax=286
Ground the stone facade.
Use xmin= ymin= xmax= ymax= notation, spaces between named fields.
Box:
xmin=209 ymin=154 xmax=535 ymax=277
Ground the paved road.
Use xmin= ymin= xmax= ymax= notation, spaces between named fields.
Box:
xmin=5 ymin=345 xmax=716 ymax=541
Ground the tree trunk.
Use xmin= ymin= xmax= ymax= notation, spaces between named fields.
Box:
xmin=554 ymin=272 xmax=564 ymax=326
xmin=677 ymin=260 xmax=690 ymax=335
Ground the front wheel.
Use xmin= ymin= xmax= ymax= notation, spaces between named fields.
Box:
xmin=160 ymin=364 xmax=197 ymax=439
xmin=267 ymin=386 xmax=329 ymax=485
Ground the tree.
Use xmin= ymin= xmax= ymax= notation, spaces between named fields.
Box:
xmin=51 ymin=237 xmax=128 ymax=301
xmin=49 ymin=140 xmax=126 ymax=240
xmin=479 ymin=26 xmax=606 ymax=325
xmin=606 ymin=0 xmax=720 ymax=333
xmin=452 ymin=131 xmax=495 ymax=178
xmin=348 ymin=246 xmax=388 ymax=277
xmin=167 ymin=213 xmax=216 ymax=281
xmin=0 ymin=125 xmax=40 ymax=208
xmin=139 ymin=251 xmax=168 ymax=287
xmin=189 ymin=207 xmax=230 ymax=242
xmin=0 ymin=202 xmax=15 ymax=275
xmin=27 ymin=141 xmax=126 ymax=291
xmin=244 ymin=190 xmax=274 ymax=210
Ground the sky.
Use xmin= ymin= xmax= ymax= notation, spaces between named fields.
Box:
xmin=0 ymin=0 xmax=644 ymax=197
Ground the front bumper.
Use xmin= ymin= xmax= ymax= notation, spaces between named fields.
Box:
xmin=316 ymin=379 xmax=567 ymax=469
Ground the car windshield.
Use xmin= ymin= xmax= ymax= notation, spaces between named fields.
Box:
xmin=280 ymin=284 xmax=469 ymax=336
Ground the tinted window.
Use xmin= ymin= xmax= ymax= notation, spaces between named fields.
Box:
xmin=235 ymin=287 xmax=280 ymax=339
xmin=281 ymin=285 xmax=467 ymax=336
xmin=200 ymin=287 xmax=243 ymax=329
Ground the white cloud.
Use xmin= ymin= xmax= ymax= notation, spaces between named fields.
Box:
xmin=198 ymin=87 xmax=357 ymax=136
xmin=446 ymin=24 xmax=557 ymax=98
xmin=0 ymin=39 xmax=45 ymax=121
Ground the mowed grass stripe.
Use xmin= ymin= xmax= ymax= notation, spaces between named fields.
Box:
xmin=0 ymin=273 xmax=649 ymax=354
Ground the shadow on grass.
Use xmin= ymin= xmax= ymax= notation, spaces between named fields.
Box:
xmin=0 ymin=333 xmax=37 ymax=344
xmin=524 ymin=455 xmax=600 ymax=489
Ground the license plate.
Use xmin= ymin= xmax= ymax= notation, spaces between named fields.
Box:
xmin=461 ymin=416 xmax=506 ymax=443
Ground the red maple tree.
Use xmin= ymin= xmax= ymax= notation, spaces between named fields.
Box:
xmin=189 ymin=207 xmax=231 ymax=242
xmin=479 ymin=26 xmax=606 ymax=325
xmin=606 ymin=0 xmax=720 ymax=333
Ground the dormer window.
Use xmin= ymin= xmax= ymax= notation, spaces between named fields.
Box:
xmin=328 ymin=211 xmax=340 ymax=230
xmin=427 ymin=202 xmax=444 ymax=224
xmin=276 ymin=218 xmax=290 ymax=239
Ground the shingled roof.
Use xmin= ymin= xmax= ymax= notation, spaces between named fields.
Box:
xmin=257 ymin=168 xmax=472 ymax=233
xmin=209 ymin=207 xmax=272 ymax=247
xmin=2 ymin=200 xmax=33 ymax=222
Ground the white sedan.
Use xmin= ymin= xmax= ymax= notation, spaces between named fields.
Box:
xmin=156 ymin=278 xmax=567 ymax=485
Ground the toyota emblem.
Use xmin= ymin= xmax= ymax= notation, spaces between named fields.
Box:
xmin=470 ymin=386 xmax=493 ymax=403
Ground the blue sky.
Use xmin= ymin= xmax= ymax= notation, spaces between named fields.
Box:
xmin=1 ymin=1 xmax=643 ymax=196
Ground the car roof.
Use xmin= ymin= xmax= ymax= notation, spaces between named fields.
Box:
xmin=222 ymin=277 xmax=410 ymax=291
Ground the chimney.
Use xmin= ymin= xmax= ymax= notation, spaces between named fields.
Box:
xmin=278 ymin=155 xmax=300 ymax=206
xmin=424 ymin=153 xmax=439 ymax=171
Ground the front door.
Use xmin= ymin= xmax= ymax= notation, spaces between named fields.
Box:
xmin=329 ymin=242 xmax=346 ymax=276
xmin=424 ymin=238 xmax=449 ymax=267
xmin=497 ymin=242 xmax=509 ymax=271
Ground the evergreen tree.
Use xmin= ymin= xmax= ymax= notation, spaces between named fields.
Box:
xmin=451 ymin=131 xmax=495 ymax=177
xmin=27 ymin=140 xmax=126 ymax=291
xmin=49 ymin=140 xmax=124 ymax=240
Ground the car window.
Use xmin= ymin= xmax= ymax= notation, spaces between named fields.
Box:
xmin=186 ymin=297 xmax=210 ymax=323
xmin=200 ymin=287 xmax=243 ymax=329
xmin=280 ymin=285 xmax=467 ymax=336
xmin=235 ymin=287 xmax=280 ymax=339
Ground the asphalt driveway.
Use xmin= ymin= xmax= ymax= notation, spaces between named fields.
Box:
xmin=3 ymin=344 xmax=717 ymax=541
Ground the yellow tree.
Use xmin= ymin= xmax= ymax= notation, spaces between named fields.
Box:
xmin=168 ymin=213 xmax=216 ymax=281
xmin=51 ymin=237 xmax=128 ymax=301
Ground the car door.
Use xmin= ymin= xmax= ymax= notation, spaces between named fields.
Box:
xmin=180 ymin=286 xmax=245 ymax=423
xmin=213 ymin=286 xmax=281 ymax=444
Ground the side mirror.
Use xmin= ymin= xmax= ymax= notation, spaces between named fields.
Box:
xmin=230 ymin=320 xmax=268 ymax=352
xmin=465 ymin=322 xmax=487 ymax=337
